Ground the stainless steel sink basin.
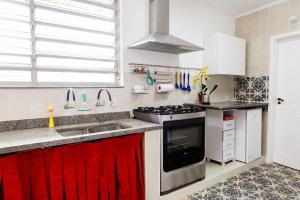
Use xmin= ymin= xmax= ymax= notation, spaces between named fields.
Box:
xmin=56 ymin=128 xmax=89 ymax=137
xmin=56 ymin=123 xmax=131 ymax=137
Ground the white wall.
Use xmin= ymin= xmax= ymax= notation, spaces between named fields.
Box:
xmin=170 ymin=0 xmax=235 ymax=67
xmin=0 ymin=0 xmax=235 ymax=121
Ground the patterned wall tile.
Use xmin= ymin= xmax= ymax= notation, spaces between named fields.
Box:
xmin=234 ymin=76 xmax=269 ymax=103
xmin=236 ymin=0 xmax=300 ymax=76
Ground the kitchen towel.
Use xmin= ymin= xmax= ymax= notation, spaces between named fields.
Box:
xmin=157 ymin=84 xmax=175 ymax=93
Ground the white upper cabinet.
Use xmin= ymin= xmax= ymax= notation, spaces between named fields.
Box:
xmin=204 ymin=33 xmax=246 ymax=75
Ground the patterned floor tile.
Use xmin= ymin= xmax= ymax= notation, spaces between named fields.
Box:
xmin=187 ymin=163 xmax=300 ymax=200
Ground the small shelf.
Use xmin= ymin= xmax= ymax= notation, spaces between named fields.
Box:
xmin=129 ymin=70 xmax=148 ymax=74
xmin=155 ymin=80 xmax=173 ymax=83
xmin=131 ymin=88 xmax=150 ymax=94
xmin=131 ymin=92 xmax=149 ymax=94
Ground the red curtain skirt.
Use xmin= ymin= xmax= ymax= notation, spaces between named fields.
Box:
xmin=0 ymin=133 xmax=144 ymax=200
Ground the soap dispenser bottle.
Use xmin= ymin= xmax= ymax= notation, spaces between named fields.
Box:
xmin=47 ymin=104 xmax=55 ymax=128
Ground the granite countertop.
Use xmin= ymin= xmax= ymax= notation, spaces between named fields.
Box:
xmin=186 ymin=101 xmax=269 ymax=110
xmin=0 ymin=118 xmax=162 ymax=155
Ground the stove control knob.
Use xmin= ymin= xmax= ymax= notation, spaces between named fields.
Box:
xmin=170 ymin=116 xmax=173 ymax=120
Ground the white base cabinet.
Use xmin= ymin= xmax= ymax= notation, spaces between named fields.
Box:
xmin=234 ymin=108 xmax=262 ymax=163
xmin=206 ymin=108 xmax=263 ymax=165
xmin=206 ymin=109 xmax=236 ymax=165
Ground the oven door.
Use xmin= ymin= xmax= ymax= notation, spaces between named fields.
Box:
xmin=163 ymin=117 xmax=205 ymax=172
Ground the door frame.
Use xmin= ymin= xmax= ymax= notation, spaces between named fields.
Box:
xmin=267 ymin=30 xmax=300 ymax=163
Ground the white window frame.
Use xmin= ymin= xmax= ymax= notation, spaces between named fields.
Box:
xmin=0 ymin=0 xmax=122 ymax=88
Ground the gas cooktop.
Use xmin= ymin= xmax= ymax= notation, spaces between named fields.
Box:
xmin=133 ymin=105 xmax=204 ymax=115
xmin=133 ymin=105 xmax=206 ymax=125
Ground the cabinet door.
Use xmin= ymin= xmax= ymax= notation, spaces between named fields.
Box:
xmin=246 ymin=109 xmax=262 ymax=162
xmin=232 ymin=37 xmax=246 ymax=75
xmin=218 ymin=33 xmax=246 ymax=76
xmin=234 ymin=110 xmax=247 ymax=162
xmin=218 ymin=34 xmax=234 ymax=75
xmin=204 ymin=33 xmax=245 ymax=75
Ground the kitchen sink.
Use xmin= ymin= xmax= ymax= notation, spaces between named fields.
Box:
xmin=56 ymin=128 xmax=89 ymax=137
xmin=56 ymin=123 xmax=131 ymax=137
xmin=87 ymin=123 xmax=131 ymax=133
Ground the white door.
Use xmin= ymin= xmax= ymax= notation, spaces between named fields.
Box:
xmin=275 ymin=37 xmax=300 ymax=170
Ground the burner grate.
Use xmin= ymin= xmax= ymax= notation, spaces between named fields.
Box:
xmin=134 ymin=105 xmax=204 ymax=115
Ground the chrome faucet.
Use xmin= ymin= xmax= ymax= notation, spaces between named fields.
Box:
xmin=64 ymin=88 xmax=76 ymax=109
xmin=96 ymin=89 xmax=112 ymax=107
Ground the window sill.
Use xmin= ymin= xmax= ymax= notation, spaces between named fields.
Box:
xmin=0 ymin=83 xmax=124 ymax=88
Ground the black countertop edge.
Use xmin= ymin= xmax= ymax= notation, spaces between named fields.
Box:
xmin=185 ymin=101 xmax=269 ymax=110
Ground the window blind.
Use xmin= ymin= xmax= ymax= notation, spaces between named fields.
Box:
xmin=0 ymin=0 xmax=120 ymax=86
xmin=0 ymin=0 xmax=32 ymax=82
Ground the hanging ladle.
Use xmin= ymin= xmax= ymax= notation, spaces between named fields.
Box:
xmin=187 ymin=73 xmax=191 ymax=92
xmin=175 ymin=72 xmax=179 ymax=90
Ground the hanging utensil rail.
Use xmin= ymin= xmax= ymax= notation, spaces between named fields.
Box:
xmin=129 ymin=63 xmax=200 ymax=71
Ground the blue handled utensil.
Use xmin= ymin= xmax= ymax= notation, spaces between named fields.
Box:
xmin=187 ymin=73 xmax=191 ymax=92
xmin=175 ymin=72 xmax=179 ymax=89
xmin=179 ymin=72 xmax=183 ymax=90
xmin=182 ymin=73 xmax=187 ymax=91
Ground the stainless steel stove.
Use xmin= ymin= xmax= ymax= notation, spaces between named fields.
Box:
xmin=133 ymin=105 xmax=206 ymax=193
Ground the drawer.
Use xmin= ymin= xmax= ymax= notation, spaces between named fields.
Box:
xmin=223 ymin=120 xmax=235 ymax=131
xmin=223 ymin=140 xmax=234 ymax=151
xmin=223 ymin=148 xmax=234 ymax=161
xmin=223 ymin=130 xmax=235 ymax=141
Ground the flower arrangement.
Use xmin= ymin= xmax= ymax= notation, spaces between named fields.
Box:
xmin=194 ymin=66 xmax=210 ymax=102
xmin=194 ymin=66 xmax=210 ymax=95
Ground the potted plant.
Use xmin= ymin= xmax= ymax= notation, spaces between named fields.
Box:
xmin=194 ymin=66 xmax=210 ymax=103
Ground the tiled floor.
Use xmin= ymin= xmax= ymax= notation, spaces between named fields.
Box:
xmin=161 ymin=161 xmax=248 ymax=200
xmin=187 ymin=163 xmax=300 ymax=200
xmin=206 ymin=160 xmax=245 ymax=179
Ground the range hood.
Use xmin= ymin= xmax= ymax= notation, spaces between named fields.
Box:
xmin=129 ymin=0 xmax=204 ymax=54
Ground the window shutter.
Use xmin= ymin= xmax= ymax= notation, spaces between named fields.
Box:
xmin=0 ymin=0 xmax=120 ymax=86
xmin=0 ymin=0 xmax=32 ymax=82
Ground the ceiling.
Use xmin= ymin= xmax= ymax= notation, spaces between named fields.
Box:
xmin=196 ymin=0 xmax=281 ymax=16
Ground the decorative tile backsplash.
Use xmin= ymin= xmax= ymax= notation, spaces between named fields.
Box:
xmin=234 ymin=76 xmax=269 ymax=102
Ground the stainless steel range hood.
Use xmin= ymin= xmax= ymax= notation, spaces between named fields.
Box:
xmin=129 ymin=0 xmax=204 ymax=54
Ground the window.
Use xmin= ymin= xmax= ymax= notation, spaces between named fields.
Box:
xmin=0 ymin=0 xmax=120 ymax=87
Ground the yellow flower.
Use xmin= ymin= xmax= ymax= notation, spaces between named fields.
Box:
xmin=204 ymin=75 xmax=210 ymax=79
xmin=194 ymin=80 xmax=201 ymax=85
xmin=193 ymin=66 xmax=210 ymax=86
xmin=193 ymin=75 xmax=201 ymax=85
